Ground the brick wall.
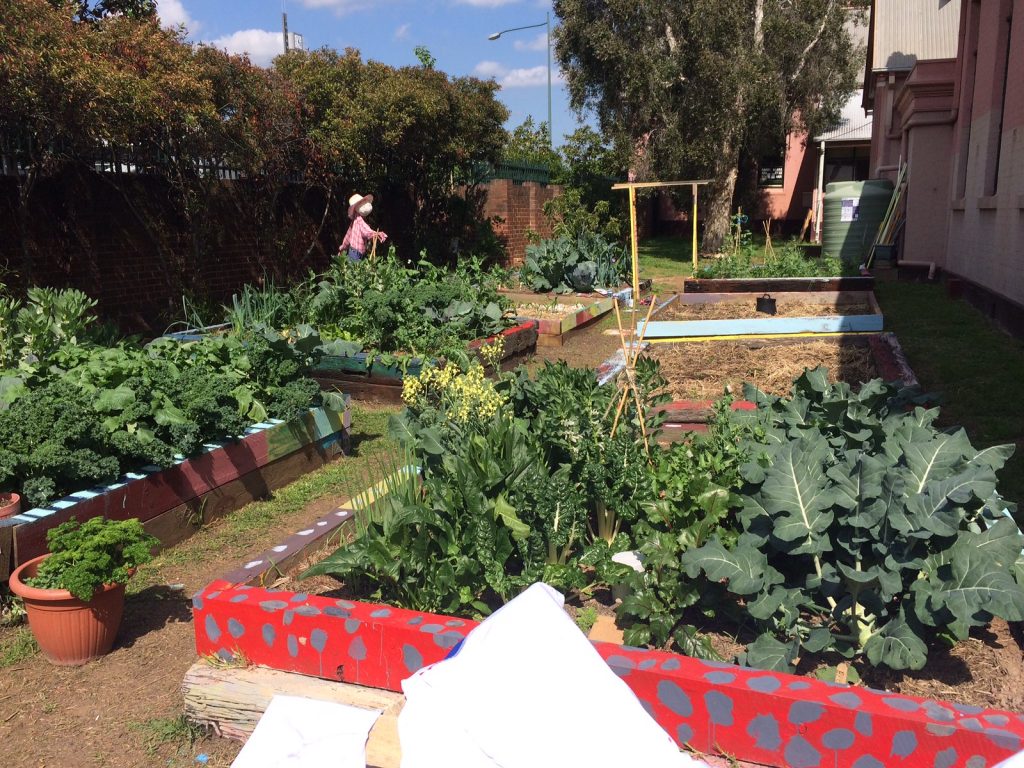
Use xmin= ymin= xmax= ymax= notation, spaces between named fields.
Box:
xmin=480 ymin=179 xmax=563 ymax=266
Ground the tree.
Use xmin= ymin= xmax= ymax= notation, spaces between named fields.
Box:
xmin=275 ymin=48 xmax=508 ymax=260
xmin=554 ymin=0 xmax=862 ymax=252
xmin=502 ymin=116 xmax=562 ymax=174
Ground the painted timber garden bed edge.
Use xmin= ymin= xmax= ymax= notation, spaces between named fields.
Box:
xmin=684 ymin=276 xmax=876 ymax=293
xmin=0 ymin=403 xmax=350 ymax=580
xmin=311 ymin=321 xmax=539 ymax=403
xmin=639 ymin=292 xmax=884 ymax=339
xmin=190 ymin=488 xmax=1024 ymax=768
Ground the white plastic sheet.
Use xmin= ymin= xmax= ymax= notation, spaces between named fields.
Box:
xmin=231 ymin=694 xmax=382 ymax=768
xmin=399 ymin=582 xmax=708 ymax=768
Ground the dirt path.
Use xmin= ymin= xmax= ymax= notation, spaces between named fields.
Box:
xmin=0 ymin=407 xmax=398 ymax=768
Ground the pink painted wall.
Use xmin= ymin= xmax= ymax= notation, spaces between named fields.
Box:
xmin=760 ymin=133 xmax=818 ymax=223
xmin=945 ymin=0 xmax=1024 ymax=305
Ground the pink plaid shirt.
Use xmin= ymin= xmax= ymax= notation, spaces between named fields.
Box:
xmin=341 ymin=216 xmax=376 ymax=253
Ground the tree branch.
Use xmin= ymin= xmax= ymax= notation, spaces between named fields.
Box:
xmin=792 ymin=0 xmax=837 ymax=81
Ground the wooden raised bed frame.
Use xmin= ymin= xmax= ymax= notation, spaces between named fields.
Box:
xmin=191 ymin=464 xmax=1024 ymax=768
xmin=501 ymin=291 xmax=616 ymax=347
xmin=311 ymin=322 xmax=539 ymax=404
xmin=640 ymin=291 xmax=884 ymax=339
xmin=684 ymin=275 xmax=875 ymax=293
xmin=598 ymin=332 xmax=918 ymax=436
xmin=0 ymin=404 xmax=350 ymax=580
xmin=163 ymin=322 xmax=540 ymax=405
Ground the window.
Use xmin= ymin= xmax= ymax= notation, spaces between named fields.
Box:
xmin=757 ymin=147 xmax=785 ymax=188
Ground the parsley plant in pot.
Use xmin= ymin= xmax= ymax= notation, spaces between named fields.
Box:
xmin=0 ymin=491 xmax=20 ymax=519
xmin=8 ymin=517 xmax=157 ymax=665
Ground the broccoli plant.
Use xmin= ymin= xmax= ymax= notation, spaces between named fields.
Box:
xmin=679 ymin=369 xmax=1024 ymax=671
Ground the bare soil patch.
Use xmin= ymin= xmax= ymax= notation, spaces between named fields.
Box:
xmin=648 ymin=338 xmax=878 ymax=400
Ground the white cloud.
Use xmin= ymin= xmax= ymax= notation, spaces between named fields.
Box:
xmin=473 ymin=60 xmax=507 ymax=78
xmin=394 ymin=23 xmax=411 ymax=40
xmin=501 ymin=65 xmax=549 ymax=87
xmin=473 ymin=61 xmax=562 ymax=88
xmin=157 ymin=0 xmax=199 ymax=32
xmin=513 ymin=32 xmax=547 ymax=52
xmin=210 ymin=29 xmax=283 ymax=67
xmin=298 ymin=0 xmax=376 ymax=14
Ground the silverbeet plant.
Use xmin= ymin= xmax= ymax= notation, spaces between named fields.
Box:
xmin=681 ymin=368 xmax=1024 ymax=672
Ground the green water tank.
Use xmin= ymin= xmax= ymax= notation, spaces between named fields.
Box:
xmin=822 ymin=180 xmax=894 ymax=265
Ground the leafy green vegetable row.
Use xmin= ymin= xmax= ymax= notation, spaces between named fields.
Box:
xmin=520 ymin=232 xmax=630 ymax=294
xmin=198 ymin=251 xmax=517 ymax=364
xmin=0 ymin=288 xmax=337 ymax=508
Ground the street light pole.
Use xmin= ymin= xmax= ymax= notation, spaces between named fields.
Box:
xmin=488 ymin=16 xmax=553 ymax=148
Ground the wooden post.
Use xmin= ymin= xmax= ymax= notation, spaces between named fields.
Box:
xmin=629 ymin=186 xmax=640 ymax=303
xmin=691 ymin=182 xmax=698 ymax=272
xmin=182 ymin=661 xmax=403 ymax=767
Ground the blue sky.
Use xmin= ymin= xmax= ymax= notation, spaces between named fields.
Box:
xmin=156 ymin=0 xmax=583 ymax=145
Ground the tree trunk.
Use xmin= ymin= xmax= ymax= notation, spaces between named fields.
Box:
xmin=701 ymin=138 xmax=741 ymax=254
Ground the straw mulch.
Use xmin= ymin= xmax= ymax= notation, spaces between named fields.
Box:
xmin=657 ymin=300 xmax=874 ymax=321
xmin=517 ymin=302 xmax=585 ymax=321
xmin=648 ymin=339 xmax=878 ymax=400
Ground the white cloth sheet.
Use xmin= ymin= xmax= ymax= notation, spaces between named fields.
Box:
xmin=231 ymin=694 xmax=382 ymax=768
xmin=398 ymin=582 xmax=709 ymax=768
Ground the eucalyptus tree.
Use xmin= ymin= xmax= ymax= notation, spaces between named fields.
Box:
xmin=554 ymin=0 xmax=863 ymax=251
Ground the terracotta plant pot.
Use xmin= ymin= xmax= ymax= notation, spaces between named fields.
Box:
xmin=8 ymin=554 xmax=127 ymax=666
xmin=0 ymin=492 xmax=20 ymax=520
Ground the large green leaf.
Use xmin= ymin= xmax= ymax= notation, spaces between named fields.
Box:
xmin=901 ymin=429 xmax=970 ymax=493
xmin=742 ymin=634 xmax=798 ymax=672
xmin=918 ymin=533 xmax=1024 ymax=637
xmin=863 ymin=615 xmax=928 ymax=670
xmin=756 ymin=437 xmax=835 ymax=553
xmin=493 ymin=494 xmax=529 ymax=542
xmin=95 ymin=385 xmax=135 ymax=412
xmin=680 ymin=537 xmax=775 ymax=595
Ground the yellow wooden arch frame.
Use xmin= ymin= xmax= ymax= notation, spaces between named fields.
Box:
xmin=611 ymin=179 xmax=713 ymax=300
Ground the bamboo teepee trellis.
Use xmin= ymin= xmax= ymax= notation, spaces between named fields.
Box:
xmin=605 ymin=296 xmax=658 ymax=457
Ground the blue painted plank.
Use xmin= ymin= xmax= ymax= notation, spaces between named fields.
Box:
xmin=638 ymin=314 xmax=883 ymax=337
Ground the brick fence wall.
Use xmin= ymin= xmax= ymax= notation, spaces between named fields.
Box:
xmin=1 ymin=171 xmax=562 ymax=332
xmin=480 ymin=179 xmax=563 ymax=266
xmin=0 ymin=170 xmax=344 ymax=333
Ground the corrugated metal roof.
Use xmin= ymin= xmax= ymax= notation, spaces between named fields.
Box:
xmin=816 ymin=90 xmax=873 ymax=143
xmin=871 ymin=0 xmax=962 ymax=71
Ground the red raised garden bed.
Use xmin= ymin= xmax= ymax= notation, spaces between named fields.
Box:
xmin=191 ymin=487 xmax=1024 ymax=768
xmin=0 ymin=404 xmax=350 ymax=580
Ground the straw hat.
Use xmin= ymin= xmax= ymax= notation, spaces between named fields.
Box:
xmin=347 ymin=193 xmax=373 ymax=219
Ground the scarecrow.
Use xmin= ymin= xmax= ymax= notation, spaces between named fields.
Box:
xmin=339 ymin=192 xmax=387 ymax=261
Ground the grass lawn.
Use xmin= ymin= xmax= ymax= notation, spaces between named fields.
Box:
xmin=636 ymin=236 xmax=694 ymax=294
xmin=875 ymin=281 xmax=1024 ymax=509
